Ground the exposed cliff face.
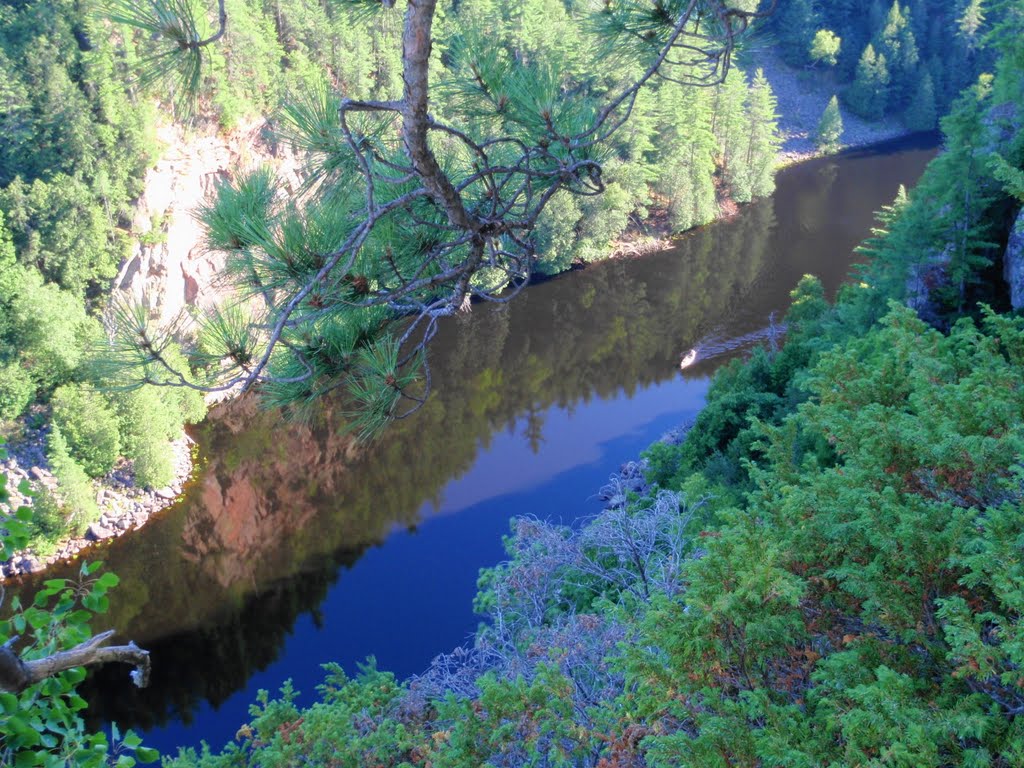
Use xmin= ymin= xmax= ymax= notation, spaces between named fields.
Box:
xmin=1003 ymin=208 xmax=1024 ymax=310
xmin=114 ymin=119 xmax=302 ymax=328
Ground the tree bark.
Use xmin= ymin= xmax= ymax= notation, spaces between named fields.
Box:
xmin=0 ymin=631 xmax=150 ymax=694
xmin=400 ymin=0 xmax=475 ymax=233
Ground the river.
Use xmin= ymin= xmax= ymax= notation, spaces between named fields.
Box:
xmin=20 ymin=134 xmax=939 ymax=756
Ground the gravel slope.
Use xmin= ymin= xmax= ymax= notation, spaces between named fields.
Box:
xmin=753 ymin=49 xmax=913 ymax=165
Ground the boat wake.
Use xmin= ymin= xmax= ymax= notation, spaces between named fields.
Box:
xmin=680 ymin=313 xmax=787 ymax=370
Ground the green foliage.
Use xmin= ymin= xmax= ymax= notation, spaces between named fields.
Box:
xmin=873 ymin=1 xmax=919 ymax=109
xmin=51 ymin=383 xmax=122 ymax=478
xmin=0 ymin=450 xmax=153 ymax=765
xmin=773 ymin=0 xmax=820 ymax=66
xmin=0 ymin=0 xmax=152 ymax=297
xmin=623 ymin=304 xmax=1024 ymax=766
xmin=533 ymin=190 xmax=582 ymax=274
xmin=2 ymin=267 xmax=99 ymax=391
xmin=164 ymin=665 xmax=410 ymax=767
xmin=738 ymin=69 xmax=783 ymax=201
xmin=990 ymin=154 xmax=1024 ymax=202
xmin=809 ymin=29 xmax=841 ymax=67
xmin=905 ymin=69 xmax=938 ymax=130
xmin=41 ymin=425 xmax=99 ymax=541
xmin=0 ymin=362 xmax=35 ymax=422
xmin=846 ymin=43 xmax=890 ymax=120
xmin=0 ymin=175 xmax=124 ymax=297
xmin=102 ymin=0 xmax=209 ymax=96
xmin=815 ymin=95 xmax=844 ymax=152
xmin=115 ymin=386 xmax=185 ymax=488
xmin=768 ymin=0 xmax=1003 ymax=121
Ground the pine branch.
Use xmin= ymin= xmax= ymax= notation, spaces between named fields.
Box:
xmin=103 ymin=0 xmax=778 ymax=438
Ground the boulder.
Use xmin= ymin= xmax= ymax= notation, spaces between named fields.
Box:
xmin=17 ymin=556 xmax=42 ymax=573
xmin=906 ymin=244 xmax=952 ymax=327
xmin=87 ymin=523 xmax=115 ymax=541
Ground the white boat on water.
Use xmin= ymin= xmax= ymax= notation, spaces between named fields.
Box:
xmin=679 ymin=348 xmax=699 ymax=369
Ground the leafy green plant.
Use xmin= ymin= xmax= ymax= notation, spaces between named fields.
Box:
xmin=51 ymin=383 xmax=122 ymax=478
xmin=0 ymin=362 xmax=34 ymax=422
xmin=0 ymin=442 xmax=156 ymax=766
xmin=43 ymin=425 xmax=100 ymax=539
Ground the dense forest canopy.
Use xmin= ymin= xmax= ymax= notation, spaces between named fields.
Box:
xmin=766 ymin=0 xmax=998 ymax=126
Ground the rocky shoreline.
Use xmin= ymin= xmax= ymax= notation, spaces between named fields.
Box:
xmin=757 ymin=49 xmax=915 ymax=166
xmin=0 ymin=416 xmax=194 ymax=579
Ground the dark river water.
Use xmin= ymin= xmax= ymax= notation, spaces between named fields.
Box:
xmin=19 ymin=134 xmax=938 ymax=756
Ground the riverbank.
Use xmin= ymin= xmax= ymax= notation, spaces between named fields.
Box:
xmin=756 ymin=49 xmax=913 ymax=166
xmin=610 ymin=54 xmax=916 ymax=254
xmin=0 ymin=416 xmax=195 ymax=579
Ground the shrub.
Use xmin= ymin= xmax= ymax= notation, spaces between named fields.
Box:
xmin=43 ymin=425 xmax=98 ymax=539
xmin=24 ymin=490 xmax=72 ymax=553
xmin=0 ymin=360 xmax=34 ymax=421
xmin=130 ymin=433 xmax=175 ymax=489
xmin=115 ymin=387 xmax=180 ymax=488
xmin=50 ymin=383 xmax=121 ymax=477
xmin=5 ymin=266 xmax=98 ymax=389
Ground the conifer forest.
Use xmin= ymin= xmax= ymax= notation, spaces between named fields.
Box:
xmin=1 ymin=0 xmax=1024 ymax=765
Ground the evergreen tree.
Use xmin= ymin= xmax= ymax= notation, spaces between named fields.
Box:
xmin=44 ymin=424 xmax=98 ymax=536
xmin=712 ymin=67 xmax=751 ymax=197
xmin=957 ymin=0 xmax=985 ymax=49
xmin=815 ymin=94 xmax=844 ymax=151
xmin=655 ymin=78 xmax=717 ymax=232
xmin=775 ymin=0 xmax=1002 ymax=119
xmin=737 ymin=69 xmax=781 ymax=201
xmin=846 ymin=43 xmax=890 ymax=119
xmin=774 ymin=0 xmax=820 ymax=66
xmin=929 ymin=74 xmax=1000 ymax=308
xmin=874 ymin=1 xmax=920 ymax=109
xmin=904 ymin=69 xmax=938 ymax=130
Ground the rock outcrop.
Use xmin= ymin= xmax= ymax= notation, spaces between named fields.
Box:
xmin=906 ymin=243 xmax=953 ymax=326
xmin=1003 ymin=208 xmax=1024 ymax=310
xmin=115 ymin=118 xmax=302 ymax=328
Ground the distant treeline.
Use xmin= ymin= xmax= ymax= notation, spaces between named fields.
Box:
xmin=765 ymin=0 xmax=1000 ymax=127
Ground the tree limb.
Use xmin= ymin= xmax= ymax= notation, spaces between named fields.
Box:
xmin=0 ymin=631 xmax=150 ymax=694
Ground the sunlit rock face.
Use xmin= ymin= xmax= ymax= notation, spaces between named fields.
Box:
xmin=115 ymin=119 xmax=302 ymax=327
